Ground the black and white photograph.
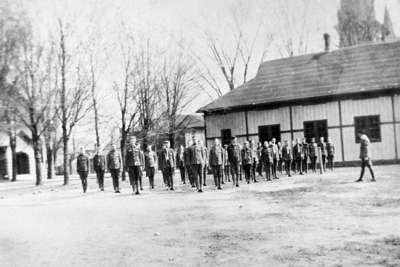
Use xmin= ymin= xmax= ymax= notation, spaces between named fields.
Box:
xmin=1 ymin=0 xmax=400 ymax=266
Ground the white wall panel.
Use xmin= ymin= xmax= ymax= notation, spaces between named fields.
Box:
xmin=341 ymin=96 xmax=393 ymax=125
xmin=292 ymin=101 xmax=340 ymax=129
xmin=247 ymin=107 xmax=291 ymax=133
xmin=205 ymin=112 xmax=246 ymax=138
xmin=328 ymin=128 xmax=343 ymax=162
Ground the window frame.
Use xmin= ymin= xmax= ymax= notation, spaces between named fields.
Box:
xmin=354 ymin=115 xmax=381 ymax=143
xmin=303 ymin=119 xmax=328 ymax=143
xmin=258 ymin=124 xmax=281 ymax=144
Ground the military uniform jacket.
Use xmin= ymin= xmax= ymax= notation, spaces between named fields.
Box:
xmin=125 ymin=146 xmax=145 ymax=167
xmin=270 ymin=144 xmax=279 ymax=160
xmin=223 ymin=148 xmax=229 ymax=166
xmin=241 ymin=147 xmax=253 ymax=165
xmin=327 ymin=142 xmax=335 ymax=157
xmin=359 ymin=135 xmax=371 ymax=159
xmin=160 ymin=148 xmax=176 ymax=169
xmin=293 ymin=144 xmax=303 ymax=159
xmin=251 ymin=146 xmax=259 ymax=163
xmin=176 ymin=148 xmax=185 ymax=168
xmin=209 ymin=145 xmax=224 ymax=166
xmin=302 ymin=142 xmax=309 ymax=157
xmin=189 ymin=144 xmax=204 ymax=165
xmin=183 ymin=148 xmax=191 ymax=167
xmin=261 ymin=147 xmax=273 ymax=163
xmin=228 ymin=143 xmax=242 ymax=165
xmin=145 ymin=151 xmax=157 ymax=169
xmin=93 ymin=154 xmax=106 ymax=172
xmin=77 ymin=154 xmax=89 ymax=172
xmin=309 ymin=142 xmax=318 ymax=157
xmin=282 ymin=145 xmax=293 ymax=161
xmin=107 ymin=150 xmax=121 ymax=170
xmin=202 ymin=146 xmax=209 ymax=166
xmin=318 ymin=142 xmax=327 ymax=156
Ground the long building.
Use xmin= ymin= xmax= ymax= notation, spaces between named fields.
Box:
xmin=198 ymin=40 xmax=400 ymax=165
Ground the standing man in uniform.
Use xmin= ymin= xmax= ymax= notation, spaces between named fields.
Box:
xmin=270 ymin=138 xmax=279 ymax=179
xmin=93 ymin=146 xmax=106 ymax=191
xmin=282 ymin=140 xmax=293 ymax=177
xmin=355 ymin=132 xmax=376 ymax=182
xmin=107 ymin=143 xmax=121 ymax=193
xmin=184 ymin=141 xmax=194 ymax=187
xmin=77 ymin=147 xmax=90 ymax=193
xmin=200 ymin=141 xmax=208 ymax=187
xmin=209 ymin=138 xmax=224 ymax=190
xmin=190 ymin=137 xmax=205 ymax=192
xmin=293 ymin=138 xmax=304 ymax=175
xmin=145 ymin=144 xmax=157 ymax=189
xmin=256 ymin=142 xmax=263 ymax=178
xmin=126 ymin=136 xmax=145 ymax=195
xmin=228 ymin=136 xmax=242 ymax=187
xmin=241 ymin=141 xmax=253 ymax=184
xmin=318 ymin=137 xmax=327 ymax=173
xmin=249 ymin=140 xmax=259 ymax=183
xmin=309 ymin=137 xmax=318 ymax=173
xmin=326 ymin=137 xmax=335 ymax=171
xmin=176 ymin=144 xmax=186 ymax=184
xmin=261 ymin=141 xmax=273 ymax=181
xmin=223 ymin=144 xmax=230 ymax=183
xmin=160 ymin=140 xmax=176 ymax=191
xmin=302 ymin=138 xmax=309 ymax=174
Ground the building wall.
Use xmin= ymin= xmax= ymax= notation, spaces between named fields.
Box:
xmin=205 ymin=93 xmax=399 ymax=163
xmin=206 ymin=112 xmax=246 ymax=138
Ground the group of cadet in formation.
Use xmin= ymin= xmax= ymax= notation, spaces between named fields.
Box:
xmin=75 ymin=133 xmax=376 ymax=194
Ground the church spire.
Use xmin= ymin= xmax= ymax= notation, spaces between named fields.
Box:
xmin=381 ymin=5 xmax=395 ymax=41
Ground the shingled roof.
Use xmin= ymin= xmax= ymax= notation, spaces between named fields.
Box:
xmin=198 ymin=40 xmax=400 ymax=113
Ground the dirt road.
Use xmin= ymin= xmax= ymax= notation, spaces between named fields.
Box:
xmin=1 ymin=165 xmax=399 ymax=266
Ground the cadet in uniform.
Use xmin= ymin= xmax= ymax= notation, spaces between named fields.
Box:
xmin=126 ymin=136 xmax=145 ymax=195
xmin=256 ymin=142 xmax=263 ymax=177
xmin=241 ymin=141 xmax=253 ymax=184
xmin=355 ymin=132 xmax=376 ymax=182
xmin=318 ymin=137 xmax=327 ymax=173
xmin=184 ymin=141 xmax=194 ymax=187
xmin=282 ymin=140 xmax=293 ymax=177
xmin=223 ymin=144 xmax=230 ymax=183
xmin=107 ymin=143 xmax=121 ymax=193
xmin=228 ymin=136 xmax=242 ymax=187
xmin=176 ymin=144 xmax=186 ymax=184
xmin=93 ymin=146 xmax=106 ymax=191
xmin=309 ymin=137 xmax=318 ymax=172
xmin=270 ymin=138 xmax=279 ymax=179
xmin=145 ymin=145 xmax=157 ymax=189
xmin=200 ymin=141 xmax=208 ymax=187
xmin=249 ymin=140 xmax=259 ymax=183
xmin=77 ymin=147 xmax=89 ymax=193
xmin=209 ymin=138 xmax=224 ymax=190
xmin=190 ymin=137 xmax=205 ymax=192
xmin=160 ymin=140 xmax=176 ymax=191
xmin=326 ymin=137 xmax=335 ymax=171
xmin=302 ymin=138 xmax=309 ymax=173
xmin=261 ymin=141 xmax=273 ymax=181
xmin=293 ymin=138 xmax=304 ymax=175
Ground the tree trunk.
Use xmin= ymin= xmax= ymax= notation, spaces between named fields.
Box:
xmin=32 ymin=137 xmax=42 ymax=186
xmin=9 ymin=132 xmax=17 ymax=182
xmin=120 ymin=135 xmax=126 ymax=181
xmin=46 ymin=144 xmax=53 ymax=179
xmin=63 ymin=136 xmax=69 ymax=185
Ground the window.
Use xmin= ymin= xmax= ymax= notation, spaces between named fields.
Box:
xmin=258 ymin=124 xmax=281 ymax=144
xmin=16 ymin=152 xmax=30 ymax=175
xmin=354 ymin=115 xmax=381 ymax=143
xmin=221 ymin=129 xmax=232 ymax=146
xmin=304 ymin=120 xmax=328 ymax=143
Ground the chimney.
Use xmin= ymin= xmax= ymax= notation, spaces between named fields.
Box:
xmin=323 ymin=33 xmax=330 ymax=52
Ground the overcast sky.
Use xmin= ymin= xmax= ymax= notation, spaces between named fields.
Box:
xmin=20 ymin=0 xmax=400 ymax=148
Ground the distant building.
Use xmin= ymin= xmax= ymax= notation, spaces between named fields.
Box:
xmin=198 ymin=40 xmax=400 ymax=166
xmin=0 ymin=128 xmax=39 ymax=179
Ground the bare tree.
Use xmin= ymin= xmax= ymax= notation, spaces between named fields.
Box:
xmin=57 ymin=20 xmax=92 ymax=185
xmin=160 ymin=54 xmax=198 ymax=147
xmin=112 ymin=32 xmax=138 ymax=181
xmin=0 ymin=1 xmax=30 ymax=181
xmin=12 ymin=39 xmax=59 ymax=186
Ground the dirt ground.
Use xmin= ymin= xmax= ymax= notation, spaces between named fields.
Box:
xmin=1 ymin=165 xmax=400 ymax=267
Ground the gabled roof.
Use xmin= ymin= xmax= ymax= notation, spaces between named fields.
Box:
xmin=198 ymin=40 xmax=400 ymax=113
